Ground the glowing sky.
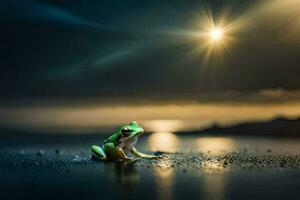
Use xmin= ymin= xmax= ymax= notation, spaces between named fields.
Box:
xmin=1 ymin=0 xmax=300 ymax=131
xmin=1 ymin=0 xmax=300 ymax=97
xmin=1 ymin=99 xmax=300 ymax=132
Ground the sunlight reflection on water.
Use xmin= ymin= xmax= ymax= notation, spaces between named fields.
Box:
xmin=148 ymin=132 xmax=180 ymax=152
xmin=153 ymin=156 xmax=175 ymax=200
xmin=196 ymin=137 xmax=236 ymax=154
xmin=154 ymin=166 xmax=174 ymax=200
xmin=148 ymin=134 xmax=232 ymax=200
xmin=201 ymin=172 xmax=228 ymax=200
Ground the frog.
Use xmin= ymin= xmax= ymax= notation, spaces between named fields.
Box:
xmin=91 ymin=121 xmax=159 ymax=162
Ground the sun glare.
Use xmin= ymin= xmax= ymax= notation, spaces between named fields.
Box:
xmin=184 ymin=8 xmax=242 ymax=64
xmin=210 ymin=28 xmax=223 ymax=41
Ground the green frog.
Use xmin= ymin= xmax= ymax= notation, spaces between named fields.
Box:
xmin=91 ymin=121 xmax=158 ymax=161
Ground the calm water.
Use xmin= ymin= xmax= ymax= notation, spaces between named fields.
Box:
xmin=1 ymin=133 xmax=300 ymax=200
xmin=3 ymin=132 xmax=300 ymax=154
xmin=140 ymin=132 xmax=300 ymax=154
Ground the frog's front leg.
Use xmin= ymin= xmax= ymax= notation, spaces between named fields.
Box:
xmin=91 ymin=145 xmax=107 ymax=161
xmin=103 ymin=142 xmax=132 ymax=161
xmin=131 ymin=147 xmax=158 ymax=159
xmin=116 ymin=146 xmax=132 ymax=161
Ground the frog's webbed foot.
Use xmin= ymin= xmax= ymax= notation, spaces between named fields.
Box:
xmin=91 ymin=145 xmax=107 ymax=161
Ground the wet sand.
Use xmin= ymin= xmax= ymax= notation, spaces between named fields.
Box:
xmin=1 ymin=133 xmax=300 ymax=200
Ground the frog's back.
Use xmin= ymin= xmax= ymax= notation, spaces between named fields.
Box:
xmin=104 ymin=129 xmax=121 ymax=145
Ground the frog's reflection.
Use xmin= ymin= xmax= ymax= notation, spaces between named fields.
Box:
xmin=110 ymin=162 xmax=140 ymax=190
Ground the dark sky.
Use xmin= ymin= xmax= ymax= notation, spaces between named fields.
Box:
xmin=1 ymin=0 xmax=300 ymax=99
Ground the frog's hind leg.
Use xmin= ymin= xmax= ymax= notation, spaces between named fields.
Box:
xmin=91 ymin=145 xmax=107 ymax=161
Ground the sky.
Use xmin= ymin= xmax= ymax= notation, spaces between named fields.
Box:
xmin=1 ymin=0 xmax=300 ymax=131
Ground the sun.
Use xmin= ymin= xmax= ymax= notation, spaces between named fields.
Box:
xmin=181 ymin=8 xmax=243 ymax=64
xmin=210 ymin=28 xmax=223 ymax=42
xmin=167 ymin=8 xmax=243 ymax=65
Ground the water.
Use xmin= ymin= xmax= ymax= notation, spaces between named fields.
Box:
xmin=142 ymin=132 xmax=300 ymax=154
xmin=1 ymin=133 xmax=300 ymax=200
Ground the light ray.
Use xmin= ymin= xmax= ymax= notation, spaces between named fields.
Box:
xmin=184 ymin=8 xmax=242 ymax=65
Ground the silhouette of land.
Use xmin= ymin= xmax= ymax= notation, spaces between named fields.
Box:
xmin=198 ymin=117 xmax=300 ymax=136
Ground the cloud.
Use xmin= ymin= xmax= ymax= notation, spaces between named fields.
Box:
xmin=241 ymin=0 xmax=300 ymax=43
xmin=3 ymin=0 xmax=108 ymax=29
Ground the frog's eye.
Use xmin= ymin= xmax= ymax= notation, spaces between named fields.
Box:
xmin=121 ymin=127 xmax=131 ymax=136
